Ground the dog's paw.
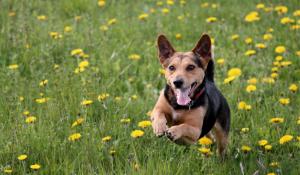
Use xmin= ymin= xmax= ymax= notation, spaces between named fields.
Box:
xmin=152 ymin=119 xmax=167 ymax=138
xmin=165 ymin=126 xmax=182 ymax=141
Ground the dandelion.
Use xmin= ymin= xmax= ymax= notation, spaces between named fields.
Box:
xmin=23 ymin=111 xmax=30 ymax=115
xmin=175 ymin=34 xmax=181 ymax=38
xmin=289 ymin=84 xmax=298 ymax=92
xmin=131 ymin=130 xmax=144 ymax=138
xmin=238 ymin=101 xmax=246 ymax=109
xmin=262 ymin=78 xmax=274 ymax=83
xmin=75 ymin=16 xmax=82 ymax=20
xmin=245 ymin=12 xmax=260 ymax=22
xmin=54 ymin=65 xmax=59 ymax=69
xmin=147 ymin=84 xmax=152 ymax=87
xmin=201 ymin=3 xmax=209 ymax=7
xmin=206 ymin=17 xmax=217 ymax=22
xmin=269 ymin=118 xmax=284 ymax=123
xmin=108 ymin=19 xmax=116 ymax=24
xmin=92 ymin=67 xmax=99 ymax=71
xmin=110 ymin=150 xmax=116 ymax=155
xmin=271 ymin=67 xmax=278 ymax=72
xmin=241 ymin=146 xmax=251 ymax=152
xmin=245 ymin=38 xmax=252 ymax=44
xmin=102 ymin=136 xmax=111 ymax=141
xmin=71 ymin=49 xmax=83 ymax=56
xmin=100 ymin=26 xmax=108 ymax=31
xmin=246 ymin=85 xmax=256 ymax=92
xmin=265 ymin=145 xmax=272 ymax=151
xmin=255 ymin=43 xmax=267 ymax=48
xmin=263 ymin=34 xmax=272 ymax=40
xmin=180 ymin=1 xmax=186 ymax=4
xmin=275 ymin=56 xmax=282 ymax=61
xmin=245 ymin=50 xmax=256 ymax=56
xmin=211 ymin=38 xmax=214 ymax=44
xmin=247 ymin=78 xmax=258 ymax=84
xmin=131 ymin=95 xmax=137 ymax=99
xmin=120 ymin=119 xmax=130 ymax=123
xmin=223 ymin=76 xmax=235 ymax=84
xmin=281 ymin=17 xmax=290 ymax=24
xmin=79 ymin=61 xmax=89 ymax=68
xmin=256 ymin=4 xmax=265 ymax=9
xmin=298 ymin=120 xmax=300 ymax=125
xmin=5 ymin=170 xmax=12 ymax=173
xmin=138 ymin=121 xmax=152 ymax=128
xmin=83 ymin=55 xmax=89 ymax=58
xmin=162 ymin=9 xmax=169 ymax=13
xmin=151 ymin=9 xmax=155 ymax=13
xmin=198 ymin=137 xmax=213 ymax=146
xmin=81 ymin=100 xmax=93 ymax=105
xmin=217 ymin=59 xmax=225 ymax=64
xmin=139 ymin=14 xmax=148 ymax=19
xmin=156 ymin=2 xmax=163 ymax=5
xmin=265 ymin=7 xmax=273 ymax=12
xmin=134 ymin=164 xmax=139 ymax=169
xmin=294 ymin=10 xmax=300 ymax=16
xmin=159 ymin=69 xmax=166 ymax=75
xmin=9 ymin=65 xmax=18 ymax=69
xmin=245 ymin=105 xmax=251 ymax=110
xmin=26 ymin=117 xmax=36 ymax=123
xmin=72 ymin=118 xmax=84 ymax=127
xmin=291 ymin=25 xmax=300 ymax=30
xmin=297 ymin=136 xmax=300 ymax=141
xmin=79 ymin=53 xmax=84 ymax=58
xmin=279 ymin=98 xmax=290 ymax=105
xmin=128 ymin=78 xmax=133 ymax=82
xmin=212 ymin=4 xmax=217 ymax=8
xmin=37 ymin=15 xmax=46 ymax=20
xmin=228 ymin=68 xmax=241 ymax=77
xmin=231 ymin=34 xmax=239 ymax=40
xmin=98 ymin=1 xmax=105 ymax=6
xmin=36 ymin=98 xmax=49 ymax=103
xmin=269 ymin=162 xmax=279 ymax=166
xmin=147 ymin=111 xmax=152 ymax=116
xmin=128 ymin=54 xmax=140 ymax=59
xmin=275 ymin=46 xmax=286 ymax=54
xmin=18 ymin=155 xmax=27 ymax=160
xmin=9 ymin=12 xmax=15 ymax=17
xmin=241 ymin=128 xmax=249 ymax=132
xmin=198 ymin=148 xmax=210 ymax=154
xmin=20 ymin=97 xmax=24 ymax=101
xmin=166 ymin=1 xmax=174 ymax=5
xmin=275 ymin=6 xmax=288 ymax=13
xmin=267 ymin=173 xmax=275 ymax=175
xmin=30 ymin=164 xmax=41 ymax=170
xmin=268 ymin=28 xmax=274 ymax=32
xmin=271 ymin=73 xmax=278 ymax=79
xmin=39 ymin=79 xmax=48 ymax=86
xmin=75 ymin=67 xmax=84 ymax=73
xmin=65 ymin=26 xmax=72 ymax=32
xmin=259 ymin=140 xmax=268 ymax=146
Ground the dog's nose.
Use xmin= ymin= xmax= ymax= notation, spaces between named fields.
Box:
xmin=173 ymin=79 xmax=183 ymax=88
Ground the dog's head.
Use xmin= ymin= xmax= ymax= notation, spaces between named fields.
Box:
xmin=157 ymin=34 xmax=212 ymax=106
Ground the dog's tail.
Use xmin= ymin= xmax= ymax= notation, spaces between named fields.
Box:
xmin=206 ymin=45 xmax=215 ymax=82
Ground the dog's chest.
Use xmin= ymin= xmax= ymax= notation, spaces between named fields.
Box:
xmin=167 ymin=104 xmax=183 ymax=120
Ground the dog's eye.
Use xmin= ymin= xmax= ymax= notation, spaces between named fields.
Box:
xmin=169 ymin=66 xmax=175 ymax=71
xmin=187 ymin=65 xmax=195 ymax=71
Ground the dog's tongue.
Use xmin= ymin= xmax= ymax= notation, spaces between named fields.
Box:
xmin=175 ymin=87 xmax=191 ymax=106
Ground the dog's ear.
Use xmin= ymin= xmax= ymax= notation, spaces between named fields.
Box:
xmin=192 ymin=34 xmax=212 ymax=69
xmin=157 ymin=34 xmax=176 ymax=67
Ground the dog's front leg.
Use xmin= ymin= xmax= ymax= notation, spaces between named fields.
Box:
xmin=151 ymin=108 xmax=167 ymax=137
xmin=166 ymin=124 xmax=201 ymax=145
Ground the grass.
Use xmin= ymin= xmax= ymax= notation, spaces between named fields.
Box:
xmin=1 ymin=0 xmax=300 ymax=174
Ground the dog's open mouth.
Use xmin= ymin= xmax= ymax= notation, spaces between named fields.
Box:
xmin=174 ymin=82 xmax=197 ymax=106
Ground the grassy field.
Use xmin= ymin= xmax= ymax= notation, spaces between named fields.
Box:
xmin=1 ymin=0 xmax=300 ymax=174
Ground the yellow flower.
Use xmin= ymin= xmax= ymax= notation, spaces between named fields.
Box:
xmin=159 ymin=69 xmax=166 ymax=75
xmin=217 ymin=59 xmax=225 ymax=64
xmin=298 ymin=120 xmax=300 ymax=125
xmin=92 ymin=67 xmax=99 ymax=71
xmin=291 ymin=25 xmax=300 ymax=30
xmin=198 ymin=137 xmax=213 ymax=146
xmin=135 ymin=164 xmax=139 ymax=169
xmin=275 ymin=56 xmax=282 ymax=61
xmin=128 ymin=78 xmax=133 ymax=82
xmin=54 ymin=65 xmax=59 ymax=69
xmin=108 ymin=19 xmax=116 ymax=24
xmin=245 ymin=38 xmax=252 ymax=44
xmin=259 ymin=140 xmax=268 ymax=146
xmin=271 ymin=67 xmax=278 ymax=72
xmin=9 ymin=12 xmax=15 ymax=17
xmin=176 ymin=34 xmax=181 ymax=38
xmin=100 ymin=26 xmax=108 ymax=31
xmin=81 ymin=100 xmax=92 ymax=105
xmin=281 ymin=17 xmax=290 ymax=24
xmin=180 ymin=1 xmax=186 ymax=4
xmin=263 ymin=34 xmax=272 ymax=40
xmin=228 ymin=68 xmax=241 ymax=77
xmin=120 ymin=119 xmax=130 ymax=123
xmin=75 ymin=16 xmax=82 ymax=20
xmin=198 ymin=148 xmax=210 ymax=154
xmin=68 ymin=133 xmax=81 ymax=140
xmin=201 ymin=2 xmax=209 ymax=7
xmin=245 ymin=105 xmax=251 ymax=110
xmin=131 ymin=130 xmax=144 ymax=138
xmin=102 ymin=136 xmax=111 ymax=141
xmin=267 ymin=173 xmax=275 ymax=175
xmin=26 ymin=117 xmax=37 ymax=123
xmin=247 ymin=78 xmax=258 ymax=84
xmin=36 ymin=98 xmax=49 ymax=103
xmin=18 ymin=155 xmax=27 ymax=160
xmin=156 ymin=2 xmax=163 ymax=5
xmin=246 ymin=85 xmax=256 ymax=92
xmin=98 ymin=1 xmax=105 ymax=6
xmin=131 ymin=95 xmax=137 ymax=99
xmin=211 ymin=38 xmax=214 ymax=44
xmin=20 ymin=97 xmax=24 ymax=101
xmin=231 ymin=34 xmax=239 ymax=40
xmin=83 ymin=55 xmax=89 ymax=58
xmin=65 ymin=26 xmax=72 ymax=32
xmin=262 ymin=78 xmax=274 ymax=83
xmin=79 ymin=53 xmax=84 ymax=58
xmin=50 ymin=32 xmax=57 ymax=37
xmin=74 ymin=67 xmax=84 ymax=73
xmin=265 ymin=145 xmax=272 ymax=150
xmin=223 ymin=76 xmax=235 ymax=84
xmin=245 ymin=12 xmax=260 ymax=22
xmin=269 ymin=118 xmax=284 ymax=123
xmin=138 ymin=121 xmax=152 ymax=128
xmin=146 ymin=111 xmax=152 ymax=116
xmin=241 ymin=146 xmax=251 ymax=152
xmin=280 ymin=61 xmax=292 ymax=66
xmin=279 ymin=98 xmax=290 ymax=105
xmin=206 ymin=17 xmax=217 ymax=22
xmin=269 ymin=162 xmax=279 ymax=166
xmin=147 ymin=84 xmax=152 ymax=88
xmin=256 ymin=4 xmax=265 ymax=9
xmin=162 ymin=9 xmax=169 ymax=13
xmin=212 ymin=4 xmax=217 ymax=8
xmin=275 ymin=6 xmax=288 ymax=13
xmin=5 ymin=170 xmax=12 ymax=173
xmin=9 ymin=65 xmax=18 ymax=69
xmin=139 ymin=14 xmax=148 ymax=19
xmin=151 ymin=9 xmax=155 ymax=13
xmin=37 ymin=15 xmax=46 ymax=20
xmin=265 ymin=7 xmax=273 ymax=12
xmin=110 ymin=150 xmax=116 ymax=155
xmin=79 ymin=61 xmax=89 ymax=68
xmin=30 ymin=164 xmax=41 ymax=170
xmin=128 ymin=54 xmax=140 ymax=59
xmin=271 ymin=73 xmax=278 ymax=79
xmin=275 ymin=46 xmax=286 ymax=53
xmin=293 ymin=10 xmax=300 ymax=16
xmin=245 ymin=50 xmax=256 ymax=56
xmin=255 ymin=43 xmax=267 ymax=48
xmin=268 ymin=28 xmax=274 ymax=32
xmin=114 ymin=97 xmax=121 ymax=101
xmin=297 ymin=136 xmax=300 ymax=140
xmin=72 ymin=118 xmax=84 ymax=127
xmin=71 ymin=49 xmax=83 ymax=56
xmin=238 ymin=101 xmax=246 ymax=109
xmin=166 ymin=1 xmax=174 ymax=5
xmin=39 ymin=79 xmax=48 ymax=86
xmin=289 ymin=84 xmax=298 ymax=92
xmin=23 ymin=111 xmax=30 ymax=115
xmin=241 ymin=128 xmax=249 ymax=132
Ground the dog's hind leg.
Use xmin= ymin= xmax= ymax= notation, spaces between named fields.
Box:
xmin=211 ymin=122 xmax=229 ymax=162
xmin=205 ymin=131 xmax=216 ymax=143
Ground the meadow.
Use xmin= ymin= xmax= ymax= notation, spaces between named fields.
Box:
xmin=1 ymin=0 xmax=300 ymax=174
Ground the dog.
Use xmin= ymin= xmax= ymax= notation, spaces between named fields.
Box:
xmin=151 ymin=34 xmax=231 ymax=161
